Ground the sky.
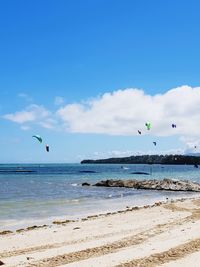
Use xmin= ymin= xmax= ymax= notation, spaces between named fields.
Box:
xmin=1 ymin=0 xmax=200 ymax=163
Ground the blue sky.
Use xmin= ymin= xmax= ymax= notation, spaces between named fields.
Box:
xmin=1 ymin=0 xmax=200 ymax=163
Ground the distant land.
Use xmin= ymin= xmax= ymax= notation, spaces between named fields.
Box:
xmin=81 ymin=155 xmax=200 ymax=165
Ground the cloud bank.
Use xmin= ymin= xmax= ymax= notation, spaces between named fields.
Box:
xmin=56 ymin=85 xmax=200 ymax=137
xmin=2 ymin=86 xmax=200 ymax=140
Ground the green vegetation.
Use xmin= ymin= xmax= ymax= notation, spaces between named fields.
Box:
xmin=81 ymin=155 xmax=200 ymax=165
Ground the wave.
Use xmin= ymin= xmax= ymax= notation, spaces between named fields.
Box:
xmin=71 ymin=183 xmax=78 ymax=186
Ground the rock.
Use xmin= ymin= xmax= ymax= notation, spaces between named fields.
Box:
xmin=16 ymin=228 xmax=25 ymax=233
xmin=52 ymin=219 xmax=73 ymax=225
xmin=0 ymin=260 xmax=4 ymax=265
xmin=82 ymin=182 xmax=90 ymax=186
xmin=0 ymin=230 xmax=13 ymax=235
xmin=26 ymin=257 xmax=34 ymax=260
xmin=131 ymin=171 xmax=150 ymax=175
xmin=26 ymin=225 xmax=38 ymax=230
xmin=93 ymin=178 xmax=200 ymax=192
xmin=79 ymin=170 xmax=98 ymax=173
xmin=95 ymin=179 xmax=136 ymax=187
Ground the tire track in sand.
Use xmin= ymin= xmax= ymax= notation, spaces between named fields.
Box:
xmin=116 ymin=238 xmax=200 ymax=267
xmin=26 ymin=205 xmax=197 ymax=267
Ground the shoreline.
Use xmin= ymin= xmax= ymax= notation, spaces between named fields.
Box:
xmin=1 ymin=196 xmax=200 ymax=266
xmin=1 ymin=181 xmax=200 ymax=232
xmin=1 ymin=194 xmax=199 ymax=234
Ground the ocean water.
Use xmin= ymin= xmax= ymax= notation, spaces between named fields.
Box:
xmin=0 ymin=163 xmax=200 ymax=230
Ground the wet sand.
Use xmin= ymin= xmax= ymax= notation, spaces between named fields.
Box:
xmin=1 ymin=198 xmax=200 ymax=266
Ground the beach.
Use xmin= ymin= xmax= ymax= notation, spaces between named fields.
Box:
xmin=1 ymin=197 xmax=200 ymax=267
xmin=1 ymin=0 xmax=200 ymax=265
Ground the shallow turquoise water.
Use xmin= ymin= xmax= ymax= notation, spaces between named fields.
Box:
xmin=0 ymin=163 xmax=200 ymax=230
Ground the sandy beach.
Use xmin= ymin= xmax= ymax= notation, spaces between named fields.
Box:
xmin=0 ymin=197 xmax=200 ymax=267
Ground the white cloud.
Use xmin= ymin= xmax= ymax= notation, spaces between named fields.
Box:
xmin=3 ymin=86 xmax=200 ymax=147
xmin=3 ymin=110 xmax=35 ymax=124
xmin=20 ymin=125 xmax=30 ymax=131
xmin=180 ymin=136 xmax=200 ymax=154
xmin=18 ymin=93 xmax=33 ymax=102
xmin=92 ymin=150 xmax=134 ymax=158
xmin=39 ymin=118 xmax=58 ymax=129
xmin=57 ymin=85 xmax=200 ymax=137
xmin=54 ymin=96 xmax=64 ymax=106
xmin=3 ymin=104 xmax=50 ymax=124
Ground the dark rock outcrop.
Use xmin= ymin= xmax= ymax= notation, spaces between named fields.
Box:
xmin=82 ymin=182 xmax=91 ymax=186
xmin=94 ymin=179 xmax=200 ymax=192
xmin=130 ymin=171 xmax=150 ymax=175
xmin=79 ymin=170 xmax=98 ymax=173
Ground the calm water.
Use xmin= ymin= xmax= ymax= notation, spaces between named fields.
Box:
xmin=0 ymin=163 xmax=200 ymax=230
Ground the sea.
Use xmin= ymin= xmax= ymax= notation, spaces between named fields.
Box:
xmin=0 ymin=163 xmax=200 ymax=230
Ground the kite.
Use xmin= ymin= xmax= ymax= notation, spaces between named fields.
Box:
xmin=138 ymin=130 xmax=142 ymax=135
xmin=153 ymin=141 xmax=157 ymax=146
xmin=32 ymin=135 xmax=42 ymax=143
xmin=32 ymin=135 xmax=50 ymax=152
xmin=172 ymin=124 xmax=177 ymax=128
xmin=145 ymin=122 xmax=151 ymax=130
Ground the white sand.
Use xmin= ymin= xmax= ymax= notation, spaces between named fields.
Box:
xmin=0 ymin=198 xmax=200 ymax=267
xmin=160 ymin=251 xmax=200 ymax=267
